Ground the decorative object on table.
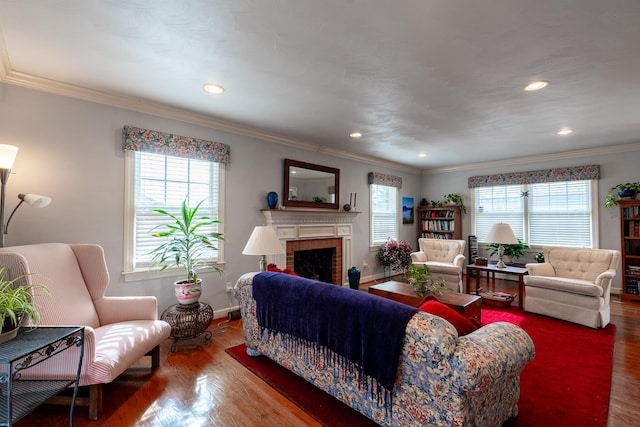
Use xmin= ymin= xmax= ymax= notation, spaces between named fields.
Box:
xmin=343 ymin=203 xmax=351 ymax=211
xmin=604 ymin=182 xmax=640 ymax=208
xmin=267 ymin=191 xmax=278 ymax=209
xmin=242 ymin=225 xmax=285 ymax=271
xmin=475 ymin=257 xmax=488 ymax=266
xmin=376 ymin=238 xmax=413 ymax=278
xmin=402 ymin=197 xmax=414 ymax=224
xmin=487 ymin=236 xmax=528 ymax=265
xmin=150 ymin=199 xmax=224 ymax=305
xmin=347 ymin=266 xmax=361 ymax=290
xmin=0 ymin=144 xmax=52 ymax=248
xmin=420 ymin=198 xmax=429 ymax=206
xmin=485 ymin=222 xmax=518 ymax=269
xmin=480 ymin=290 xmax=516 ymax=307
xmin=0 ymin=266 xmax=48 ymax=343
xmin=405 ymin=264 xmax=448 ymax=297
xmin=535 ymin=252 xmax=545 ymax=263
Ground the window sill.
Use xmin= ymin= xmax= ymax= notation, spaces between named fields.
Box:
xmin=122 ymin=264 xmax=224 ymax=282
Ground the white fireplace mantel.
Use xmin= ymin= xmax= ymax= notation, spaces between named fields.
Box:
xmin=260 ymin=209 xmax=359 ymax=285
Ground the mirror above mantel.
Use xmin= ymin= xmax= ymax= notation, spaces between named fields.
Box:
xmin=283 ymin=159 xmax=340 ymax=209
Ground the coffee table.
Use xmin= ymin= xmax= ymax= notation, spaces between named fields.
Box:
xmin=465 ymin=263 xmax=528 ymax=310
xmin=368 ymin=280 xmax=482 ymax=323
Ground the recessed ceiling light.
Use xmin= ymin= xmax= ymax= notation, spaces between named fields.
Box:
xmin=524 ymin=80 xmax=549 ymax=91
xmin=349 ymin=132 xmax=362 ymax=138
xmin=556 ymin=128 xmax=574 ymax=135
xmin=418 ymin=152 xmax=427 ymax=158
xmin=204 ymin=84 xmax=224 ymax=94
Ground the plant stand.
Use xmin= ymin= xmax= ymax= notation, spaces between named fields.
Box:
xmin=161 ymin=302 xmax=214 ymax=352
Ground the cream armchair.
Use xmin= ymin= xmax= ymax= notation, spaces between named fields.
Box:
xmin=0 ymin=243 xmax=171 ymax=420
xmin=524 ymin=246 xmax=620 ymax=328
xmin=410 ymin=238 xmax=466 ymax=291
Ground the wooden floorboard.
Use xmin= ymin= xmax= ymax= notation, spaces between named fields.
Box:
xmin=14 ymin=275 xmax=640 ymax=427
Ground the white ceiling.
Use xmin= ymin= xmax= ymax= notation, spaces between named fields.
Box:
xmin=1 ymin=1 xmax=639 ymax=171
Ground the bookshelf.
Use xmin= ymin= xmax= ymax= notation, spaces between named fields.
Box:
xmin=620 ymin=200 xmax=640 ymax=300
xmin=417 ymin=206 xmax=462 ymax=240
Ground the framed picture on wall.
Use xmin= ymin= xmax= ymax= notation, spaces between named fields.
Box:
xmin=402 ymin=197 xmax=414 ymax=224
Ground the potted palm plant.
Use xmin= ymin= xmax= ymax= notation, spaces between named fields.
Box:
xmin=487 ymin=238 xmax=529 ymax=264
xmin=0 ymin=267 xmax=48 ymax=343
xmin=150 ymin=199 xmax=224 ymax=305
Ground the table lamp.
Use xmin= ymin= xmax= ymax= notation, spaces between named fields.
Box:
xmin=242 ymin=226 xmax=285 ymax=271
xmin=485 ymin=222 xmax=518 ymax=269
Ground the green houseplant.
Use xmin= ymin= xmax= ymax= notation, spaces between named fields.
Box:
xmin=405 ymin=264 xmax=450 ymax=297
xmin=604 ymin=182 xmax=640 ymax=208
xmin=487 ymin=238 xmax=529 ymax=263
xmin=377 ymin=239 xmax=413 ymax=276
xmin=150 ymin=199 xmax=224 ymax=305
xmin=443 ymin=193 xmax=467 ymax=214
xmin=0 ymin=267 xmax=48 ymax=343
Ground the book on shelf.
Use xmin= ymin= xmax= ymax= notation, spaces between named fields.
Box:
xmin=626 ymin=278 xmax=640 ymax=295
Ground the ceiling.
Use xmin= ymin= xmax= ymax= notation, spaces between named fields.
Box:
xmin=1 ymin=1 xmax=639 ymax=172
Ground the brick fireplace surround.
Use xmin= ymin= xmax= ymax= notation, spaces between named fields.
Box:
xmin=260 ymin=209 xmax=359 ymax=286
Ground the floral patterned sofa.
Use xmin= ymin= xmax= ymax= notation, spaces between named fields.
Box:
xmin=235 ymin=272 xmax=535 ymax=427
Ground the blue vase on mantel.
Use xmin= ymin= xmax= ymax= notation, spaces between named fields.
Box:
xmin=348 ymin=266 xmax=361 ymax=290
xmin=267 ymin=192 xmax=278 ymax=209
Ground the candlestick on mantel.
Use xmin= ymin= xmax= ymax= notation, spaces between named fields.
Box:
xmin=350 ymin=193 xmax=352 ymax=206
xmin=353 ymin=193 xmax=357 ymax=208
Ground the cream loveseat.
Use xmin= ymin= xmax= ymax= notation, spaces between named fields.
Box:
xmin=524 ymin=246 xmax=620 ymax=328
xmin=410 ymin=238 xmax=466 ymax=291
xmin=0 ymin=243 xmax=171 ymax=419
xmin=235 ymin=271 xmax=535 ymax=426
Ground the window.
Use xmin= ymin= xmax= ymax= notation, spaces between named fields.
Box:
xmin=370 ymin=183 xmax=399 ymax=246
xmin=473 ymin=180 xmax=596 ymax=248
xmin=123 ymin=151 xmax=225 ymax=279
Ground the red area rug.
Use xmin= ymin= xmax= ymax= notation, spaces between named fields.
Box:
xmin=226 ymin=307 xmax=615 ymax=427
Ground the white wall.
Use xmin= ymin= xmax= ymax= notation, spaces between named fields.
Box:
xmin=420 ymin=149 xmax=640 ymax=291
xmin=0 ymin=82 xmax=422 ymax=315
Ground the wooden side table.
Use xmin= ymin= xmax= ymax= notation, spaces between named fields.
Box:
xmin=161 ymin=302 xmax=214 ymax=352
xmin=465 ymin=263 xmax=528 ymax=310
xmin=368 ymin=281 xmax=482 ymax=323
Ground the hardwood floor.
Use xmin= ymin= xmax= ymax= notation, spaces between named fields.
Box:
xmin=15 ymin=276 xmax=640 ymax=427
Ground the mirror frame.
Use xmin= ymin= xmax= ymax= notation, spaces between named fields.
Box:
xmin=283 ymin=159 xmax=340 ymax=209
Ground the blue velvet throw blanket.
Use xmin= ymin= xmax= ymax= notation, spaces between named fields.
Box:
xmin=253 ymin=272 xmax=418 ymax=405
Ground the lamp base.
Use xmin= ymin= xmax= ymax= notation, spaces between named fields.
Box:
xmin=259 ymin=255 xmax=267 ymax=272
xmin=496 ymin=258 xmax=507 ymax=269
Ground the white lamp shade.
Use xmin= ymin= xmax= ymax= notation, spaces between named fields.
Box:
xmin=20 ymin=193 xmax=52 ymax=208
xmin=242 ymin=226 xmax=285 ymax=256
xmin=0 ymin=145 xmax=18 ymax=169
xmin=485 ymin=223 xmax=518 ymax=244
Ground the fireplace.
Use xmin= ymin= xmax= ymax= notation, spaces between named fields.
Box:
xmin=260 ymin=209 xmax=358 ymax=286
xmin=287 ymin=238 xmax=343 ymax=285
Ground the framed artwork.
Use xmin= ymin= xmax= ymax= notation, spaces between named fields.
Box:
xmin=402 ymin=197 xmax=414 ymax=224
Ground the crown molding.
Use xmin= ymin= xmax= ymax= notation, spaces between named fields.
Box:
xmin=422 ymin=142 xmax=640 ymax=175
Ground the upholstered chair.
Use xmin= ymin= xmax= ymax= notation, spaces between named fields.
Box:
xmin=524 ymin=246 xmax=620 ymax=328
xmin=0 ymin=243 xmax=171 ymax=420
xmin=410 ymin=238 xmax=466 ymax=292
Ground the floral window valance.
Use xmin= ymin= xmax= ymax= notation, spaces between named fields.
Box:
xmin=122 ymin=125 xmax=230 ymax=164
xmin=368 ymin=172 xmax=402 ymax=189
xmin=468 ymin=165 xmax=600 ymax=188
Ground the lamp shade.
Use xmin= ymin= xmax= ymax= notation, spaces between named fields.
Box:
xmin=242 ymin=226 xmax=285 ymax=256
xmin=19 ymin=193 xmax=52 ymax=208
xmin=485 ymin=223 xmax=518 ymax=244
xmin=0 ymin=145 xmax=18 ymax=169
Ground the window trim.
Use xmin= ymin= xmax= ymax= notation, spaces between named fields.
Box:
xmin=122 ymin=151 xmax=226 ymax=281
xmin=369 ymin=183 xmax=400 ymax=249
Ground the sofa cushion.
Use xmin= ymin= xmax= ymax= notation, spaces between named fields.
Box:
xmin=544 ymin=247 xmax=617 ymax=282
xmin=416 ymin=261 xmax=462 ymax=275
xmin=419 ymin=298 xmax=478 ymax=336
xmin=524 ymin=275 xmax=603 ymax=297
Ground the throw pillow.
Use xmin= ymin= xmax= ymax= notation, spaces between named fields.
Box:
xmin=266 ymin=263 xmax=299 ymax=276
xmin=418 ymin=298 xmax=479 ymax=336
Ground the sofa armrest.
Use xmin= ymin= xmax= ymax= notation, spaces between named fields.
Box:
xmin=450 ymin=322 xmax=535 ymax=391
xmin=526 ymin=262 xmax=555 ymax=277
xmin=94 ymin=296 xmax=159 ymax=324
xmin=452 ymin=254 xmax=466 ymax=268
xmin=411 ymin=251 xmax=427 ymax=263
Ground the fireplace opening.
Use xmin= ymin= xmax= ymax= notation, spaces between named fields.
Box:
xmin=294 ymin=248 xmax=334 ymax=283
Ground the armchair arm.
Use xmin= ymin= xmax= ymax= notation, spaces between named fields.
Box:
xmin=411 ymin=251 xmax=427 ymax=263
xmin=526 ymin=262 xmax=555 ymax=277
xmin=595 ymin=269 xmax=617 ymax=294
xmin=450 ymin=322 xmax=535 ymax=392
xmin=452 ymin=254 xmax=466 ymax=268
xmin=94 ymin=296 xmax=159 ymax=324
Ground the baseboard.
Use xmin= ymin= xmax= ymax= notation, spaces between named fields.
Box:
xmin=213 ymin=305 xmax=240 ymax=320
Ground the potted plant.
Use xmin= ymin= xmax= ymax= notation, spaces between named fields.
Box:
xmin=150 ymin=199 xmax=224 ymax=305
xmin=0 ymin=267 xmax=48 ymax=343
xmin=604 ymin=182 xmax=640 ymax=208
xmin=377 ymin=239 xmax=413 ymax=277
xmin=443 ymin=193 xmax=467 ymax=214
xmin=405 ymin=264 xmax=450 ymax=297
xmin=487 ymin=238 xmax=529 ymax=264
xmin=535 ymin=252 xmax=545 ymax=263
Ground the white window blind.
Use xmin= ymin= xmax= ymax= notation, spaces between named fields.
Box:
xmin=475 ymin=185 xmax=524 ymax=241
xmin=132 ymin=151 xmax=222 ymax=270
xmin=370 ymin=184 xmax=398 ymax=245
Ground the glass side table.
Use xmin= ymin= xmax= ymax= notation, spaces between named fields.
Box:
xmin=161 ymin=302 xmax=214 ymax=352
xmin=0 ymin=326 xmax=84 ymax=427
